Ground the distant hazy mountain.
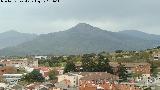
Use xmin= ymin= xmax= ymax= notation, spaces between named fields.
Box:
xmin=0 ymin=23 xmax=160 ymax=56
xmin=119 ymin=30 xmax=160 ymax=41
xmin=0 ymin=30 xmax=37 ymax=49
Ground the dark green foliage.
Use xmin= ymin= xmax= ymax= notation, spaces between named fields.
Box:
xmin=38 ymin=56 xmax=65 ymax=67
xmin=157 ymin=46 xmax=160 ymax=49
xmin=64 ymin=61 xmax=76 ymax=73
xmin=95 ymin=54 xmax=113 ymax=73
xmin=81 ymin=54 xmax=96 ymax=72
xmin=144 ymin=87 xmax=151 ymax=90
xmin=117 ymin=63 xmax=129 ymax=82
xmin=81 ymin=53 xmax=113 ymax=73
xmin=21 ymin=70 xmax=45 ymax=83
xmin=48 ymin=56 xmax=60 ymax=67
xmin=150 ymin=62 xmax=158 ymax=77
xmin=115 ymin=50 xmax=123 ymax=53
xmin=49 ymin=70 xmax=57 ymax=80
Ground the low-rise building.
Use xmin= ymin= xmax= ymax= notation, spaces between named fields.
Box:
xmin=57 ymin=73 xmax=79 ymax=88
xmin=153 ymin=52 xmax=160 ymax=61
xmin=80 ymin=82 xmax=141 ymax=90
xmin=110 ymin=62 xmax=151 ymax=77
xmin=0 ymin=58 xmax=38 ymax=69
xmin=34 ymin=67 xmax=51 ymax=80
xmin=0 ymin=83 xmax=7 ymax=89
xmin=56 ymin=72 xmax=119 ymax=90
xmin=79 ymin=72 xmax=119 ymax=90
xmin=25 ymin=66 xmax=51 ymax=80
xmin=25 ymin=83 xmax=55 ymax=90
xmin=53 ymin=67 xmax=64 ymax=75
xmin=79 ymin=72 xmax=140 ymax=90
xmin=35 ymin=56 xmax=48 ymax=60
xmin=3 ymin=74 xmax=23 ymax=85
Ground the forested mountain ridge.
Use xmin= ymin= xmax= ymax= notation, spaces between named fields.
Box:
xmin=0 ymin=23 xmax=159 ymax=56
xmin=0 ymin=30 xmax=37 ymax=49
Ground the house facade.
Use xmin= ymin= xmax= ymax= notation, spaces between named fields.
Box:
xmin=153 ymin=52 xmax=160 ymax=61
xmin=56 ymin=72 xmax=119 ymax=89
xmin=3 ymin=74 xmax=23 ymax=85
xmin=0 ymin=58 xmax=38 ymax=69
xmin=109 ymin=62 xmax=151 ymax=77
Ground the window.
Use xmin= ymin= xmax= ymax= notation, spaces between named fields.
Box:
xmin=1 ymin=70 xmax=5 ymax=72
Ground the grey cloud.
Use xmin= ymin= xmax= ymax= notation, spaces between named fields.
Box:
xmin=0 ymin=0 xmax=160 ymax=34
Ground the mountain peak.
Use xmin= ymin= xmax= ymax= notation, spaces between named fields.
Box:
xmin=4 ymin=30 xmax=20 ymax=34
xmin=1 ymin=24 xmax=160 ymax=56
xmin=69 ymin=23 xmax=97 ymax=32
xmin=74 ymin=23 xmax=94 ymax=29
xmin=76 ymin=23 xmax=92 ymax=27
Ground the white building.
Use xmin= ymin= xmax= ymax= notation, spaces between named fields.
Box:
xmin=3 ymin=74 xmax=23 ymax=85
xmin=57 ymin=73 xmax=83 ymax=87
xmin=0 ymin=83 xmax=7 ymax=88
xmin=35 ymin=56 xmax=47 ymax=60
xmin=153 ymin=52 xmax=160 ymax=61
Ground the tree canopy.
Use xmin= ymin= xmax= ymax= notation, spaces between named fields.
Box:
xmin=117 ymin=63 xmax=129 ymax=82
xmin=21 ymin=70 xmax=45 ymax=83
xmin=64 ymin=61 xmax=76 ymax=73
xmin=48 ymin=70 xmax=57 ymax=80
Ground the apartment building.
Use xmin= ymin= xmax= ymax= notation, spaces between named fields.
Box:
xmin=56 ymin=72 xmax=118 ymax=89
xmin=109 ymin=62 xmax=151 ymax=77
xmin=0 ymin=58 xmax=38 ymax=68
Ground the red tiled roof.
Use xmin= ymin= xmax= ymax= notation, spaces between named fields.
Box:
xmin=34 ymin=67 xmax=50 ymax=72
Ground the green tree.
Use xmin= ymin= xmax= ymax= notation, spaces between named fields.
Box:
xmin=22 ymin=70 xmax=45 ymax=83
xmin=115 ymin=50 xmax=123 ymax=53
xmin=150 ymin=62 xmax=158 ymax=77
xmin=96 ymin=54 xmax=113 ymax=74
xmin=81 ymin=54 xmax=96 ymax=72
xmin=49 ymin=70 xmax=57 ymax=80
xmin=48 ymin=56 xmax=60 ymax=67
xmin=117 ymin=63 xmax=129 ymax=82
xmin=144 ymin=87 xmax=151 ymax=90
xmin=44 ymin=62 xmax=50 ymax=67
xmin=157 ymin=46 xmax=160 ymax=49
xmin=64 ymin=61 xmax=76 ymax=73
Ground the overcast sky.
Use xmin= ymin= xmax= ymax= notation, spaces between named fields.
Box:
xmin=0 ymin=0 xmax=160 ymax=34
